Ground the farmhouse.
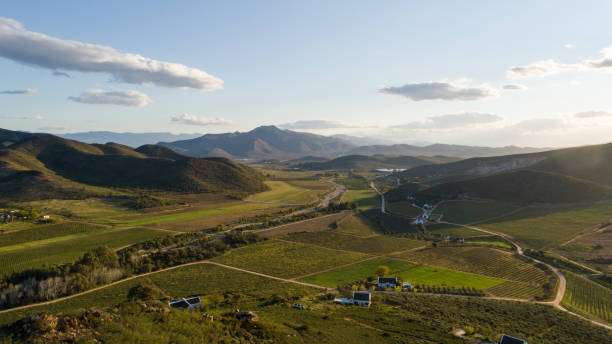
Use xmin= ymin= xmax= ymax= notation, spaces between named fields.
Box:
xmin=499 ymin=334 xmax=528 ymax=344
xmin=352 ymin=291 xmax=371 ymax=306
xmin=169 ymin=296 xmax=202 ymax=309
xmin=378 ymin=276 xmax=398 ymax=288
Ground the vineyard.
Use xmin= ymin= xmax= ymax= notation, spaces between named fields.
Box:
xmin=395 ymin=246 xmax=554 ymax=299
xmin=0 ymin=222 xmax=105 ymax=249
xmin=562 ymin=271 xmax=612 ymax=325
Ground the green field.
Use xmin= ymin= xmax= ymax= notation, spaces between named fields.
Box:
xmin=341 ymin=189 xmax=380 ymax=209
xmin=435 ymin=201 xmax=519 ymax=225
xmin=562 ymin=271 xmax=612 ymax=325
xmin=480 ymin=202 xmax=612 ymax=249
xmin=248 ymin=180 xmax=325 ymax=204
xmin=15 ymin=198 xmax=132 ymax=220
xmin=0 ymin=222 xmax=105 ymax=248
xmin=385 ymin=201 xmax=423 ymax=217
xmin=300 ymin=257 xmax=503 ymax=289
xmin=335 ymin=213 xmax=380 ymax=237
xmin=425 ymin=223 xmax=485 ymax=238
xmin=0 ymin=263 xmax=318 ymax=327
xmin=0 ymin=227 xmax=167 ymax=275
xmin=212 ymin=239 xmax=369 ymax=279
xmin=283 ymin=231 xmax=424 ymax=255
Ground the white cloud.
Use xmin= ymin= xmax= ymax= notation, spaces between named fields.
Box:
xmin=0 ymin=88 xmax=39 ymax=94
xmin=507 ymin=45 xmax=612 ymax=79
xmin=0 ymin=17 xmax=223 ymax=90
xmin=68 ymin=89 xmax=152 ymax=107
xmin=0 ymin=114 xmax=43 ymax=120
xmin=506 ymin=59 xmax=581 ymax=79
xmin=379 ymin=81 xmax=497 ymax=101
xmin=171 ymin=114 xmax=234 ymax=126
xmin=574 ymin=110 xmax=612 ymax=118
xmin=279 ymin=120 xmax=358 ymax=129
xmin=564 ymin=44 xmax=574 ymax=49
xmin=393 ymin=112 xmax=503 ymax=130
xmin=502 ymin=84 xmax=527 ymax=91
xmin=510 ymin=118 xmax=567 ymax=133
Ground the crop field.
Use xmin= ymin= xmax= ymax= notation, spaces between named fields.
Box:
xmin=255 ymin=168 xmax=321 ymax=180
xmin=0 ymin=227 xmax=167 ymax=275
xmin=285 ymin=179 xmax=333 ymax=191
xmin=341 ymin=189 xmax=380 ymax=209
xmin=248 ymin=181 xmax=324 ymax=204
xmin=562 ymin=271 xmax=612 ymax=325
xmin=425 ymin=223 xmax=484 ymax=238
xmin=463 ymin=236 xmax=514 ymax=250
xmin=336 ymin=174 xmax=369 ymax=189
xmin=300 ymin=257 xmax=503 ymax=289
xmin=253 ymin=212 xmax=351 ymax=238
xmin=0 ymin=222 xmax=106 ymax=249
xmin=556 ymin=226 xmax=612 ymax=274
xmin=15 ymin=198 xmax=131 ymax=220
xmin=480 ymin=201 xmax=612 ymax=249
xmin=112 ymin=201 xmax=281 ymax=229
xmin=335 ymin=214 xmax=379 ymax=237
xmin=435 ymin=201 xmax=519 ymax=225
xmin=212 ymin=239 xmax=369 ymax=279
xmin=395 ymin=247 xmax=549 ymax=287
xmin=0 ymin=263 xmax=318 ymax=327
xmin=362 ymin=209 xmax=419 ymax=234
xmin=283 ymin=231 xmax=424 ymax=255
xmin=385 ymin=201 xmax=423 ymax=217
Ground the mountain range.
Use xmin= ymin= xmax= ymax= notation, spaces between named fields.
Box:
xmin=158 ymin=125 xmax=548 ymax=160
xmin=59 ymin=131 xmax=203 ymax=148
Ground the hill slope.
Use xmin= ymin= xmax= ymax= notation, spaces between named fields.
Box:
xmin=348 ymin=143 xmax=546 ymax=159
xmin=298 ymin=155 xmax=458 ymax=171
xmin=414 ymin=170 xmax=612 ymax=203
xmin=0 ymin=130 xmax=266 ymax=200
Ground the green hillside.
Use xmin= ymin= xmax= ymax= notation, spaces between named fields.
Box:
xmin=0 ymin=130 xmax=267 ymax=200
xmin=298 ymin=154 xmax=457 ymax=171
xmin=414 ymin=170 xmax=612 ymax=203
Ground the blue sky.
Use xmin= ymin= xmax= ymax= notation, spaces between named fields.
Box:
xmin=2 ymin=1 xmax=612 ymax=147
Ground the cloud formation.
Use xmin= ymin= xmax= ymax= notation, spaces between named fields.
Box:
xmin=574 ymin=110 xmax=612 ymax=118
xmin=171 ymin=114 xmax=234 ymax=126
xmin=279 ymin=120 xmax=357 ymax=129
xmin=52 ymin=71 xmax=70 ymax=77
xmin=379 ymin=81 xmax=496 ymax=101
xmin=507 ymin=46 xmax=612 ymax=79
xmin=0 ymin=88 xmax=39 ymax=94
xmin=0 ymin=17 xmax=223 ymax=90
xmin=393 ymin=112 xmax=503 ymax=130
xmin=68 ymin=89 xmax=152 ymax=107
xmin=0 ymin=115 xmax=43 ymax=120
xmin=502 ymin=84 xmax=527 ymax=91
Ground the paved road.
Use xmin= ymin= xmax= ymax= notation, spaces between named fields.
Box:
xmin=370 ymin=182 xmax=385 ymax=213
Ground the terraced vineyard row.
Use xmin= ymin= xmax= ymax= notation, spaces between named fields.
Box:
xmin=0 ymin=222 xmax=105 ymax=248
xmin=486 ymin=281 xmax=544 ymax=300
xmin=562 ymin=271 xmax=612 ymax=325
xmin=396 ymin=246 xmax=550 ymax=287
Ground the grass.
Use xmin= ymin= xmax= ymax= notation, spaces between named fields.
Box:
xmin=0 ymin=227 xmax=167 ymax=275
xmin=341 ymin=189 xmax=380 ymax=209
xmin=425 ymin=223 xmax=484 ymax=238
xmin=0 ymin=263 xmax=318 ymax=327
xmin=212 ymin=239 xmax=369 ymax=279
xmin=562 ymin=270 xmax=612 ymax=325
xmin=248 ymin=181 xmax=323 ymax=204
xmin=15 ymin=198 xmax=131 ymax=220
xmin=254 ymin=212 xmax=350 ymax=238
xmin=0 ymin=222 xmax=105 ymax=249
xmin=300 ymin=257 xmax=503 ymax=289
xmin=385 ymin=201 xmax=423 ymax=217
xmin=435 ymin=201 xmax=519 ymax=224
xmin=335 ymin=213 xmax=380 ymax=237
xmin=480 ymin=201 xmax=612 ymax=249
xmin=283 ymin=231 xmax=424 ymax=255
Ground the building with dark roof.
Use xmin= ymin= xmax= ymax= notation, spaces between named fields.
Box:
xmin=352 ymin=291 xmax=371 ymax=306
xmin=169 ymin=296 xmax=202 ymax=310
xmin=499 ymin=334 xmax=527 ymax=344
xmin=377 ymin=277 xmax=398 ymax=288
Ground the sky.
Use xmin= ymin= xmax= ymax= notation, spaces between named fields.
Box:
xmin=2 ymin=1 xmax=612 ymax=147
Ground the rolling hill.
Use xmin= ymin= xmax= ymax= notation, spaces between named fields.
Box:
xmin=347 ymin=143 xmax=547 ymax=159
xmin=59 ymin=131 xmax=203 ymax=148
xmin=0 ymin=129 xmax=267 ymax=200
xmin=413 ymin=170 xmax=612 ymax=204
xmin=297 ymin=155 xmax=458 ymax=171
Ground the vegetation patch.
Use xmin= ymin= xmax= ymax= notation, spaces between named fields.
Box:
xmin=562 ymin=270 xmax=612 ymax=325
xmin=341 ymin=189 xmax=380 ymax=209
xmin=283 ymin=231 xmax=424 ymax=255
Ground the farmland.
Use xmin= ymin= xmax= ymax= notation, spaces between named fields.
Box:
xmin=479 ymin=201 xmax=612 ymax=249
xmin=562 ymin=271 xmax=612 ymax=325
xmin=0 ymin=227 xmax=167 ymax=275
xmin=283 ymin=230 xmax=424 ymax=255
xmin=212 ymin=239 xmax=369 ymax=278
xmin=335 ymin=213 xmax=380 ymax=237
xmin=253 ymin=211 xmax=350 ymax=238
xmin=247 ymin=180 xmax=326 ymax=204
xmin=300 ymin=257 xmax=503 ymax=289
xmin=395 ymin=246 xmax=552 ymax=299
xmin=435 ymin=200 xmax=520 ymax=224
xmin=424 ymin=223 xmax=485 ymax=238
xmin=0 ymin=222 xmax=105 ymax=248
xmin=341 ymin=189 xmax=380 ymax=209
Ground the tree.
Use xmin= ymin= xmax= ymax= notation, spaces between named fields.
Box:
xmin=376 ymin=265 xmax=390 ymax=277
